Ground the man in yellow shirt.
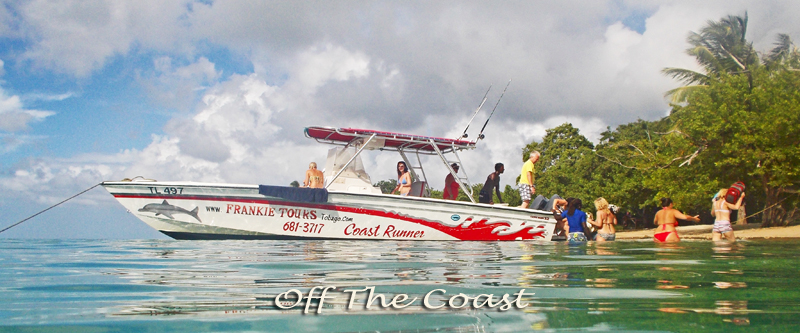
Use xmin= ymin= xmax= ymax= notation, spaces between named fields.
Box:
xmin=518 ymin=151 xmax=540 ymax=208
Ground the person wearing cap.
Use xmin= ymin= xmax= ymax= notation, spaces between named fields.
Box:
xmin=442 ymin=163 xmax=460 ymax=200
xmin=478 ymin=163 xmax=504 ymax=204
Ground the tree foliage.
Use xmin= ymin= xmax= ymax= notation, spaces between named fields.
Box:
xmin=512 ymin=15 xmax=800 ymax=227
xmin=523 ymin=123 xmax=595 ymax=201
xmin=373 ymin=179 xmax=397 ymax=194
xmin=370 ymin=15 xmax=799 ymax=227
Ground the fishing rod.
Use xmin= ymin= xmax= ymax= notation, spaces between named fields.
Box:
xmin=458 ymin=84 xmax=492 ymax=139
xmin=477 ymin=79 xmax=511 ymax=140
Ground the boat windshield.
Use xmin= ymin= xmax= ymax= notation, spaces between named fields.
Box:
xmin=323 ymin=147 xmax=373 ymax=186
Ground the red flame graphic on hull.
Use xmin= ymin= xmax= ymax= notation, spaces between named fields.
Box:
xmin=113 ymin=193 xmax=550 ymax=240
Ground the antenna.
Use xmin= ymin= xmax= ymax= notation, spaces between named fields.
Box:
xmin=478 ymin=79 xmax=511 ymax=140
xmin=458 ymin=84 xmax=492 ymax=139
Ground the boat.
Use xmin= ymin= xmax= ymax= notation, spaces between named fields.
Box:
xmin=102 ymin=126 xmax=558 ymax=240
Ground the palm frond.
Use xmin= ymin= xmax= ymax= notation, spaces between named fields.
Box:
xmin=663 ymin=85 xmax=707 ymax=104
xmin=662 ymin=67 xmax=709 ymax=86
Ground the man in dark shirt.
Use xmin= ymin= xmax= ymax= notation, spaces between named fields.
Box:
xmin=478 ymin=163 xmax=504 ymax=204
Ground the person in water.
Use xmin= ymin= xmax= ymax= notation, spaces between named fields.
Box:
xmin=711 ymin=189 xmax=745 ymax=242
xmin=562 ymin=198 xmax=590 ymax=243
xmin=591 ymin=197 xmax=617 ymax=242
xmin=550 ymin=197 xmax=571 ymax=237
xmin=653 ymin=197 xmax=700 ymax=243
xmin=442 ymin=163 xmax=460 ymax=200
xmin=391 ymin=161 xmax=412 ymax=196
xmin=518 ymin=151 xmax=540 ymax=208
xmin=303 ymin=162 xmax=325 ymax=188
xmin=478 ymin=163 xmax=505 ymax=204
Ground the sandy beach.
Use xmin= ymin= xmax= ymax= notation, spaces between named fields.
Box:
xmin=616 ymin=224 xmax=800 ymax=240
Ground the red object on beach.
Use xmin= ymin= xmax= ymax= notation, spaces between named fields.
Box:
xmin=725 ymin=181 xmax=745 ymax=204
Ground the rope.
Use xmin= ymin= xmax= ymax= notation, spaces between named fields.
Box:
xmin=0 ymin=182 xmax=102 ymax=234
xmin=743 ymin=197 xmax=790 ymax=220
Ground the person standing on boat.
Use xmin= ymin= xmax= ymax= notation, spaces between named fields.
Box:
xmin=478 ymin=163 xmax=504 ymax=204
xmin=303 ymin=162 xmax=325 ymax=188
xmin=518 ymin=151 xmax=540 ymax=208
xmin=653 ymin=198 xmax=700 ymax=243
xmin=711 ymin=189 xmax=745 ymax=242
xmin=442 ymin=163 xmax=460 ymax=200
xmin=391 ymin=161 xmax=413 ymax=196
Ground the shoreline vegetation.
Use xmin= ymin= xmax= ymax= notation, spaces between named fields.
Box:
xmin=385 ymin=13 xmax=798 ymax=230
xmin=616 ymin=224 xmax=800 ymax=240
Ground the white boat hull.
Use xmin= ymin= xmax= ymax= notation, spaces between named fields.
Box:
xmin=103 ymin=181 xmax=557 ymax=241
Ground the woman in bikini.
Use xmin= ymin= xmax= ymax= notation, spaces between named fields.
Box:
xmin=712 ymin=189 xmax=745 ymax=241
xmin=591 ymin=197 xmax=617 ymax=242
xmin=653 ymin=197 xmax=700 ymax=243
xmin=303 ymin=162 xmax=325 ymax=188
xmin=391 ymin=161 xmax=412 ymax=196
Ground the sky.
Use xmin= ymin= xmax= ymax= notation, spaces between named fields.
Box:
xmin=1 ymin=0 xmax=798 ymax=239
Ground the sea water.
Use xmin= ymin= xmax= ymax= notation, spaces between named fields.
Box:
xmin=1 ymin=238 xmax=799 ymax=332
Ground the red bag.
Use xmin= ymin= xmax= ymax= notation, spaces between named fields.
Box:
xmin=725 ymin=181 xmax=745 ymax=204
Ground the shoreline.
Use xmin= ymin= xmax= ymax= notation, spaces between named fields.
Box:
xmin=615 ymin=223 xmax=800 ymax=240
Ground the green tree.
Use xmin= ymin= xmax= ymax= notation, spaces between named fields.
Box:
xmin=502 ymin=184 xmax=522 ymax=207
xmin=672 ymin=68 xmax=800 ymax=226
xmin=373 ymin=179 xmax=397 ymax=194
xmin=522 ymin=123 xmax=596 ymax=202
xmin=764 ymin=34 xmax=800 ymax=71
xmin=616 ymin=13 xmax=800 ymax=226
xmin=456 ymin=183 xmax=483 ymax=202
xmin=592 ymin=121 xmax=660 ymax=212
xmin=662 ymin=13 xmax=759 ymax=103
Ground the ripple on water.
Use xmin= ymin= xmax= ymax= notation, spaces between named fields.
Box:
xmin=1 ymin=238 xmax=799 ymax=331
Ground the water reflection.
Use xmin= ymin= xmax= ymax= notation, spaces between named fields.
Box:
xmin=6 ymin=239 xmax=800 ymax=331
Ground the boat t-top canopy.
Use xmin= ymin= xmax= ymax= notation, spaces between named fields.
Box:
xmin=305 ymin=127 xmax=476 ymax=154
xmin=304 ymin=126 xmax=479 ymax=203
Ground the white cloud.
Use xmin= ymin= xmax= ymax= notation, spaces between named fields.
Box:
xmin=0 ymin=61 xmax=55 ymax=132
xmin=15 ymin=0 xmax=192 ymax=77
xmin=289 ymin=43 xmax=371 ymax=94
xmin=139 ymin=57 xmax=221 ymax=111
xmin=3 ymin=0 xmax=800 ymax=211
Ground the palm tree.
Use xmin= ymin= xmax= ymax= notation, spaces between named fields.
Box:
xmin=662 ymin=13 xmax=758 ymax=103
xmin=764 ymin=33 xmax=800 ymax=71
xmin=663 ymin=13 xmax=800 ymax=103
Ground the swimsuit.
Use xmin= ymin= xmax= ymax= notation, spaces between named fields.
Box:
xmin=597 ymin=232 xmax=615 ymax=241
xmin=713 ymin=201 xmax=733 ymax=233
xmin=654 ymin=208 xmax=679 ymax=242
xmin=568 ymin=232 xmax=587 ymax=243
xmin=654 ymin=231 xmax=678 ymax=242
xmin=398 ymin=174 xmax=410 ymax=196
xmin=713 ymin=220 xmax=733 ymax=234
xmin=596 ymin=211 xmax=616 ymax=241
